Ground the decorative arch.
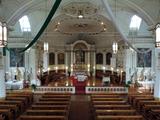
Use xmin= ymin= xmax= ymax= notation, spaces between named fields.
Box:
xmin=73 ymin=40 xmax=89 ymax=49
xmin=96 ymin=53 xmax=103 ymax=64
xmin=49 ymin=52 xmax=55 ymax=65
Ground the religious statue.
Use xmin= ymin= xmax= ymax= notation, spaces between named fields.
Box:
xmin=16 ymin=67 xmax=22 ymax=81
xmin=131 ymin=69 xmax=138 ymax=83
xmin=75 ymin=50 xmax=85 ymax=64
xmin=139 ymin=68 xmax=145 ymax=81
xmin=146 ymin=69 xmax=151 ymax=80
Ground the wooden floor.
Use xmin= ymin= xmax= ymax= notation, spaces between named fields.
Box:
xmin=69 ymin=95 xmax=91 ymax=120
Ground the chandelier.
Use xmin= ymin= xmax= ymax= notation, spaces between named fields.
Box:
xmin=156 ymin=23 xmax=160 ymax=48
xmin=112 ymin=41 xmax=118 ymax=54
xmin=0 ymin=22 xmax=7 ymax=47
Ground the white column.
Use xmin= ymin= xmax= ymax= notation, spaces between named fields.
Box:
xmin=70 ymin=46 xmax=73 ymax=75
xmin=93 ymin=51 xmax=96 ymax=76
xmin=5 ymin=50 xmax=9 ymax=72
xmin=125 ymin=49 xmax=132 ymax=83
xmin=87 ymin=51 xmax=90 ymax=75
xmin=29 ymin=48 xmax=37 ymax=85
xmin=0 ymin=49 xmax=6 ymax=98
xmin=55 ymin=52 xmax=58 ymax=73
xmin=65 ymin=52 xmax=68 ymax=76
xmin=25 ymin=50 xmax=31 ymax=81
xmin=43 ymin=52 xmax=48 ymax=72
xmin=154 ymin=48 xmax=160 ymax=99
xmin=111 ymin=54 xmax=116 ymax=69
xmin=103 ymin=52 xmax=106 ymax=73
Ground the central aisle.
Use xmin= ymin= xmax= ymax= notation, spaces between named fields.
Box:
xmin=69 ymin=95 xmax=92 ymax=120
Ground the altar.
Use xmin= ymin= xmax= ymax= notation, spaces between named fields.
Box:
xmin=6 ymin=80 xmax=24 ymax=90
xmin=138 ymin=80 xmax=154 ymax=90
xmin=73 ymin=71 xmax=88 ymax=82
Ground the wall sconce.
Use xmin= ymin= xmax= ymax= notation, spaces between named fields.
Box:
xmin=0 ymin=22 xmax=7 ymax=47
xmin=156 ymin=23 xmax=160 ymax=48
xmin=44 ymin=42 xmax=48 ymax=52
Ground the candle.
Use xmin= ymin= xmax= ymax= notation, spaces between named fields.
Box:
xmin=120 ymin=70 xmax=123 ymax=81
xmin=111 ymin=67 xmax=114 ymax=74
xmin=47 ymin=67 xmax=50 ymax=75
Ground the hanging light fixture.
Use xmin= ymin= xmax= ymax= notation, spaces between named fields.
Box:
xmin=0 ymin=22 xmax=7 ymax=47
xmin=112 ymin=0 xmax=118 ymax=54
xmin=44 ymin=42 xmax=48 ymax=52
xmin=156 ymin=23 xmax=160 ymax=48
xmin=78 ymin=10 xmax=84 ymax=19
xmin=112 ymin=41 xmax=118 ymax=54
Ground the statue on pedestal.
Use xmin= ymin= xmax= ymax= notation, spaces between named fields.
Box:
xmin=16 ymin=67 xmax=22 ymax=81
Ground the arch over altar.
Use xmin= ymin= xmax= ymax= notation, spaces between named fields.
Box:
xmin=69 ymin=40 xmax=95 ymax=76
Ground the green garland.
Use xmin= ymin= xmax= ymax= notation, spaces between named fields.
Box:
xmin=3 ymin=0 xmax=62 ymax=56
xmin=20 ymin=0 xmax=62 ymax=53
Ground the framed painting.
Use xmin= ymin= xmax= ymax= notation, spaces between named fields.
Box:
xmin=10 ymin=48 xmax=24 ymax=67
xmin=58 ymin=53 xmax=65 ymax=64
xmin=137 ymin=48 xmax=152 ymax=67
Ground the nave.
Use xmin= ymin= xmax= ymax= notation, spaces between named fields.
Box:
xmin=0 ymin=0 xmax=160 ymax=119
xmin=0 ymin=90 xmax=160 ymax=120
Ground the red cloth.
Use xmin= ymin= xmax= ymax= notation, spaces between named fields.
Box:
xmin=70 ymin=76 xmax=86 ymax=94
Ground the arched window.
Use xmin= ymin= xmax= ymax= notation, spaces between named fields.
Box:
xmin=19 ymin=15 xmax=31 ymax=32
xmin=96 ymin=53 xmax=103 ymax=64
xmin=58 ymin=53 xmax=65 ymax=64
xmin=49 ymin=52 xmax=55 ymax=65
xmin=129 ymin=15 xmax=142 ymax=30
xmin=106 ymin=52 xmax=112 ymax=65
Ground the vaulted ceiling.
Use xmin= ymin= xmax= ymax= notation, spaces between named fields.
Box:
xmin=0 ymin=0 xmax=159 ymax=48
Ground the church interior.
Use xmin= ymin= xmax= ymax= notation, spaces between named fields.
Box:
xmin=0 ymin=0 xmax=160 ymax=120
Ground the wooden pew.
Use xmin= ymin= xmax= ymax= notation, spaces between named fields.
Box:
xmin=132 ymin=97 xmax=154 ymax=107
xmin=5 ymin=97 xmax=28 ymax=108
xmin=91 ymin=98 xmax=123 ymax=101
xmin=91 ymin=95 xmax=121 ymax=98
xmin=0 ymin=114 xmax=5 ymax=120
xmin=152 ymin=110 xmax=160 ymax=113
xmin=26 ymin=109 xmax=67 ymax=116
xmin=42 ymin=95 xmax=71 ymax=99
xmin=93 ymin=105 xmax=132 ymax=110
xmin=143 ymin=104 xmax=160 ymax=110
xmin=0 ymin=104 xmax=18 ymax=114
xmin=138 ymin=100 xmax=160 ymax=110
xmin=39 ymin=98 xmax=70 ymax=102
xmin=0 ymin=106 xmax=18 ymax=119
xmin=44 ymin=92 xmax=72 ymax=96
xmin=0 ymin=109 xmax=13 ymax=120
xmin=35 ymin=101 xmax=70 ymax=105
xmin=96 ymin=115 xmax=144 ymax=120
xmin=95 ymin=110 xmax=137 ymax=115
xmin=0 ymin=100 xmax=24 ymax=113
xmin=128 ymin=94 xmax=153 ymax=104
xmin=30 ymin=105 xmax=68 ymax=110
xmin=92 ymin=101 xmax=127 ymax=105
xmin=19 ymin=115 xmax=65 ymax=120
xmin=7 ymin=93 xmax=33 ymax=105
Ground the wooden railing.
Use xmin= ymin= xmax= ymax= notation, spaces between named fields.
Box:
xmin=35 ymin=87 xmax=75 ymax=94
xmin=85 ymin=87 xmax=128 ymax=94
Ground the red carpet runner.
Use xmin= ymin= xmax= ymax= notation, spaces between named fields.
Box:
xmin=70 ymin=76 xmax=86 ymax=94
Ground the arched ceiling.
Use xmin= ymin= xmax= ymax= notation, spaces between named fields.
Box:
xmin=0 ymin=0 xmax=159 ymax=47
